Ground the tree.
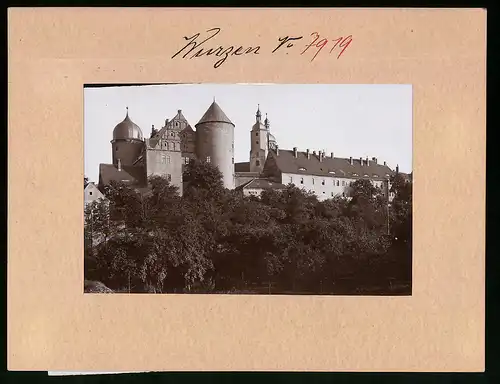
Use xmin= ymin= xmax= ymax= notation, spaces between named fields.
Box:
xmin=183 ymin=160 xmax=225 ymax=200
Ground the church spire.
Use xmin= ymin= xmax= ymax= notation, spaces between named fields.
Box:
xmin=264 ymin=113 xmax=270 ymax=129
xmin=256 ymin=104 xmax=262 ymax=123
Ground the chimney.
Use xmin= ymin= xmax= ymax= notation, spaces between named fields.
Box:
xmin=319 ymin=151 xmax=324 ymax=162
xmin=396 ymin=164 xmax=399 ymax=174
xmin=331 ymin=152 xmax=334 ymax=159
xmin=372 ymin=157 xmax=377 ymax=164
xmin=350 ymin=156 xmax=353 ymax=165
xmin=165 ymin=118 xmax=169 ymax=126
xmin=178 ymin=109 xmax=182 ymax=115
xmin=313 ymin=150 xmax=317 ymax=156
xmin=117 ymin=158 xmax=122 ymax=171
xmin=293 ymin=147 xmax=298 ymax=158
xmin=360 ymin=157 xmax=363 ymax=166
xmin=306 ymin=149 xmax=310 ymax=159
xmin=366 ymin=157 xmax=370 ymax=166
xmin=384 ymin=161 xmax=387 ymax=166
xmin=276 ymin=145 xmax=279 ymax=156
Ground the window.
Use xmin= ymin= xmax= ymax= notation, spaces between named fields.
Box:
xmin=255 ymin=132 xmax=258 ymax=137
xmin=89 ymin=191 xmax=93 ymax=196
xmin=299 ymin=167 xmax=306 ymax=171
xmin=322 ymin=191 xmax=325 ymax=194
xmin=300 ymin=178 xmax=304 ymax=184
xmin=161 ymin=155 xmax=166 ymax=164
xmin=331 ymin=192 xmax=334 ymax=197
xmin=289 ymin=176 xmax=293 ymax=183
xmin=312 ymin=178 xmax=315 ymax=185
xmin=342 ymin=181 xmax=345 ymax=186
xmin=353 ymin=173 xmax=358 ymax=177
xmin=184 ymin=157 xmax=190 ymax=165
xmin=256 ymin=141 xmax=259 ymax=145
xmin=115 ymin=147 xmax=118 ymax=151
xmin=321 ymin=180 xmax=325 ymax=186
xmin=232 ymin=157 xmax=234 ymax=164
xmin=256 ymin=160 xmax=260 ymax=166
xmin=206 ymin=156 xmax=211 ymax=163
xmin=167 ymin=155 xmax=171 ymax=164
xmin=336 ymin=180 xmax=339 ymax=186
xmin=167 ymin=174 xmax=172 ymax=182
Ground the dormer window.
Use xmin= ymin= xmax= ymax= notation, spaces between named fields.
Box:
xmin=328 ymin=171 xmax=335 ymax=174
xmin=364 ymin=174 xmax=369 ymax=177
xmin=373 ymin=174 xmax=379 ymax=178
xmin=353 ymin=173 xmax=358 ymax=177
xmin=298 ymin=167 xmax=306 ymax=171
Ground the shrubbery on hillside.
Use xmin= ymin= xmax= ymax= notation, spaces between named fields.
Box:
xmin=84 ymin=160 xmax=412 ymax=295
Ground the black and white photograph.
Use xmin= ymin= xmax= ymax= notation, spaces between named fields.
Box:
xmin=84 ymin=83 xmax=412 ymax=295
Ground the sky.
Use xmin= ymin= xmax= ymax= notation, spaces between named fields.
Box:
xmin=84 ymin=84 xmax=412 ymax=183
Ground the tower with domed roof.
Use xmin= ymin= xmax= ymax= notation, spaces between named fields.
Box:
xmin=195 ymin=99 xmax=235 ymax=189
xmin=249 ymin=105 xmax=269 ymax=173
xmin=111 ymin=107 xmax=145 ymax=166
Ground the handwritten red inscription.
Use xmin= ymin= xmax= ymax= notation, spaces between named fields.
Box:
xmin=301 ymin=33 xmax=353 ymax=62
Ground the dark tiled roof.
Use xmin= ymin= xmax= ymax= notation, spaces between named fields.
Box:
xmin=269 ymin=150 xmax=395 ymax=180
xmin=234 ymin=162 xmax=250 ymax=172
xmin=196 ymin=101 xmax=234 ymax=126
xmin=99 ymin=164 xmax=146 ymax=187
xmin=113 ymin=110 xmax=143 ymax=140
xmin=237 ymin=178 xmax=287 ymax=191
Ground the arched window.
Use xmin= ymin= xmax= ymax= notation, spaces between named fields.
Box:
xmin=256 ymin=160 xmax=260 ymax=166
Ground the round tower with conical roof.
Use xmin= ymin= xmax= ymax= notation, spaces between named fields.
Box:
xmin=111 ymin=107 xmax=144 ymax=166
xmin=195 ymin=100 xmax=235 ymax=189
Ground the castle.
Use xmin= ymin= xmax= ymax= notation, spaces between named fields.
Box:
xmin=95 ymin=100 xmax=398 ymax=201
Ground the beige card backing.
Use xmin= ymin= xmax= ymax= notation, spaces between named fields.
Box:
xmin=8 ymin=8 xmax=486 ymax=372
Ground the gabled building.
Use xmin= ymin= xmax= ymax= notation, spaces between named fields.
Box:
xmin=84 ymin=182 xmax=107 ymax=206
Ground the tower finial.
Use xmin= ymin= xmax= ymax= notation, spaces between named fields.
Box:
xmin=126 ymin=106 xmax=129 ymax=116
xmin=213 ymin=96 xmax=216 ymax=102
xmin=256 ymin=104 xmax=262 ymax=122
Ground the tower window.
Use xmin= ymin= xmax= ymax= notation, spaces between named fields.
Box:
xmin=115 ymin=147 xmax=118 ymax=151
xmin=89 ymin=191 xmax=92 ymax=196
xmin=256 ymin=141 xmax=259 ymax=145
xmin=255 ymin=132 xmax=258 ymax=137
xmin=206 ymin=156 xmax=211 ymax=163
xmin=300 ymin=178 xmax=304 ymax=184
xmin=321 ymin=180 xmax=325 ymax=186
xmin=256 ymin=160 xmax=260 ymax=166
